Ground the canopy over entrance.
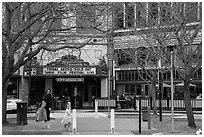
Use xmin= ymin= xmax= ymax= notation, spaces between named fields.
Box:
xmin=175 ymin=82 xmax=196 ymax=87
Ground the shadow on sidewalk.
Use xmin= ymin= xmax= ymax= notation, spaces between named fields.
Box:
xmin=3 ymin=131 xmax=62 ymax=135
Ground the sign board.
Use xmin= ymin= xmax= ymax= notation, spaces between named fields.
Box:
xmin=56 ymin=78 xmax=84 ymax=82
xmin=24 ymin=68 xmax=37 ymax=76
xmin=43 ymin=67 xmax=96 ymax=75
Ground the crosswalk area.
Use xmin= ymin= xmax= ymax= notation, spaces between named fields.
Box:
xmin=51 ymin=112 xmax=108 ymax=118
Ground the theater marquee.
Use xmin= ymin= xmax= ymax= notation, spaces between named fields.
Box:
xmin=43 ymin=67 xmax=96 ymax=75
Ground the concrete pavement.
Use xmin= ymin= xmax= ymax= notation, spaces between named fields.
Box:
xmin=3 ymin=110 xmax=152 ymax=135
xmin=2 ymin=109 xmax=202 ymax=135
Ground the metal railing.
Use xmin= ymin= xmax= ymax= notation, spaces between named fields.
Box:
xmin=94 ymin=97 xmax=202 ymax=110
xmin=135 ymin=98 xmax=202 ymax=110
xmin=95 ymin=98 xmax=116 ymax=109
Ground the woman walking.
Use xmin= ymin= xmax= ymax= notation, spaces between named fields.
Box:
xmin=42 ymin=89 xmax=53 ymax=128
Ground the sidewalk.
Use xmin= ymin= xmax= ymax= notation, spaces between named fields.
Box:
xmin=2 ymin=110 xmax=202 ymax=135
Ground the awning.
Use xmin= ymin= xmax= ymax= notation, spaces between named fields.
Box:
xmin=163 ymin=83 xmax=172 ymax=87
xmin=175 ymin=82 xmax=196 ymax=87
xmin=156 ymin=83 xmax=172 ymax=87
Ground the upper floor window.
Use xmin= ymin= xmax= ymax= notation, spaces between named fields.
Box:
xmin=199 ymin=2 xmax=202 ymax=21
xmin=160 ymin=2 xmax=172 ymax=25
xmin=125 ymin=2 xmax=135 ymax=28
xmin=148 ymin=2 xmax=158 ymax=26
xmin=185 ymin=2 xmax=199 ymax=23
xmin=76 ymin=3 xmax=96 ymax=33
xmin=113 ymin=2 xmax=200 ymax=29
xmin=136 ymin=2 xmax=147 ymax=28
xmin=115 ymin=49 xmax=134 ymax=66
xmin=114 ymin=3 xmax=124 ymax=29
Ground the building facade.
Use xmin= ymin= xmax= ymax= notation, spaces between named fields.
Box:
xmin=7 ymin=2 xmax=110 ymax=109
xmin=112 ymin=2 xmax=202 ymax=100
xmin=8 ymin=2 xmax=202 ymax=109
xmin=20 ymin=55 xmax=108 ymax=109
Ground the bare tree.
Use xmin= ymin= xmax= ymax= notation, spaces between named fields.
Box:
xmin=2 ymin=2 xmax=111 ymax=124
xmin=114 ymin=2 xmax=201 ymax=128
xmin=144 ymin=2 xmax=202 ymax=128
xmin=115 ymin=42 xmax=159 ymax=115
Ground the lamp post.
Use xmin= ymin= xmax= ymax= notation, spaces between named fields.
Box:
xmin=28 ymin=47 xmax=32 ymax=107
xmin=170 ymin=51 xmax=175 ymax=132
xmin=158 ymin=59 xmax=162 ymax=121
xmin=108 ymin=68 xmax=111 ymax=117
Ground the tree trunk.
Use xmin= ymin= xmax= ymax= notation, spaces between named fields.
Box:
xmin=151 ymin=72 xmax=157 ymax=116
xmin=151 ymin=84 xmax=157 ymax=115
xmin=183 ymin=80 xmax=196 ymax=128
xmin=2 ymin=80 xmax=8 ymax=125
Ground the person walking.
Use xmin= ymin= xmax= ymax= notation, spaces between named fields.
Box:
xmin=42 ymin=89 xmax=53 ymax=129
xmin=61 ymin=102 xmax=72 ymax=131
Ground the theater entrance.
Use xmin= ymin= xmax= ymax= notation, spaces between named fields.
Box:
xmin=53 ymin=78 xmax=83 ymax=109
xmin=52 ymin=77 xmax=101 ymax=109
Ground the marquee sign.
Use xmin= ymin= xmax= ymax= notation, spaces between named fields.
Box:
xmin=56 ymin=78 xmax=84 ymax=82
xmin=43 ymin=67 xmax=96 ymax=75
xmin=24 ymin=68 xmax=37 ymax=76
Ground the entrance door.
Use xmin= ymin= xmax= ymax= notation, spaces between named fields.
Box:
xmin=53 ymin=81 xmax=83 ymax=109
xmin=71 ymin=85 xmax=82 ymax=108
xmin=83 ymin=86 xmax=90 ymax=108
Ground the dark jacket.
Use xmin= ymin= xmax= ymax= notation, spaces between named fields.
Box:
xmin=42 ymin=93 xmax=52 ymax=109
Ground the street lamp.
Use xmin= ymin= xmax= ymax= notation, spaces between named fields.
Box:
xmin=170 ymin=50 xmax=175 ymax=132
xmin=108 ymin=68 xmax=111 ymax=117
xmin=158 ymin=58 xmax=162 ymax=121
xmin=28 ymin=47 xmax=32 ymax=107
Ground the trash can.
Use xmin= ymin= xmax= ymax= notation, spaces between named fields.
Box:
xmin=17 ymin=102 xmax=28 ymax=125
xmin=142 ymin=110 xmax=148 ymax=122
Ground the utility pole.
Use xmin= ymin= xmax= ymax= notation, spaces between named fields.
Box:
xmin=107 ymin=3 xmax=114 ymax=117
xmin=170 ymin=51 xmax=175 ymax=132
xmin=158 ymin=59 xmax=162 ymax=121
xmin=27 ymin=4 xmax=32 ymax=107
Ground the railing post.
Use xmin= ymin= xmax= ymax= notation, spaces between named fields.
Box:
xmin=136 ymin=99 xmax=139 ymax=111
xmin=72 ymin=109 xmax=77 ymax=134
xmin=159 ymin=92 xmax=162 ymax=121
xmin=150 ymin=97 xmax=153 ymax=110
xmin=133 ymin=96 xmax=136 ymax=110
xmin=167 ymin=96 xmax=170 ymax=110
xmin=111 ymin=109 xmax=115 ymax=133
xmin=148 ymin=97 xmax=151 ymax=129
xmin=147 ymin=106 xmax=151 ymax=129
xmin=139 ymin=96 xmax=141 ymax=134
xmin=95 ymin=100 xmax=98 ymax=118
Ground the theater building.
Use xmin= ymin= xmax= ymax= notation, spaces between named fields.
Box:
xmin=19 ymin=55 xmax=108 ymax=109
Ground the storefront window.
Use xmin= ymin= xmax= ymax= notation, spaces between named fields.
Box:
xmin=135 ymin=71 xmax=138 ymax=80
xmin=144 ymin=84 xmax=149 ymax=95
xmin=136 ymin=85 xmax=142 ymax=95
xmin=125 ymin=85 xmax=129 ymax=94
xmin=130 ymin=85 xmax=135 ymax=95
xmin=197 ymin=68 xmax=202 ymax=79
xmin=7 ymin=77 xmax=18 ymax=99
xmin=131 ymin=71 xmax=135 ymax=80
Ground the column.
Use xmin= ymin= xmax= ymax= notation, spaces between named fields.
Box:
xmin=19 ymin=77 xmax=29 ymax=102
xmin=45 ymin=78 xmax=53 ymax=94
xmin=101 ymin=78 xmax=108 ymax=97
